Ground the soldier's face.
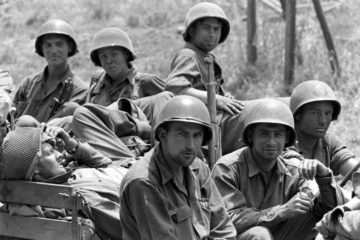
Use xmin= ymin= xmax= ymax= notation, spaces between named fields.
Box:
xmin=159 ymin=122 xmax=204 ymax=170
xmin=98 ymin=47 xmax=129 ymax=79
xmin=248 ymin=123 xmax=287 ymax=171
xmin=36 ymin=141 xmax=67 ymax=179
xmin=295 ymin=101 xmax=333 ymax=139
xmin=42 ymin=35 xmax=70 ymax=66
xmin=189 ymin=18 xmax=222 ymax=52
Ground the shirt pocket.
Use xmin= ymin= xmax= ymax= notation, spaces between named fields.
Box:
xmin=170 ymin=205 xmax=192 ymax=223
xmin=169 ymin=205 xmax=194 ymax=239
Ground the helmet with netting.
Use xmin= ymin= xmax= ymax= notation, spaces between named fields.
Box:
xmin=90 ymin=27 xmax=136 ymax=66
xmin=0 ymin=127 xmax=42 ymax=180
xmin=242 ymin=98 xmax=296 ymax=147
xmin=153 ymin=95 xmax=212 ymax=145
xmin=183 ymin=2 xmax=230 ymax=44
xmin=35 ymin=19 xmax=78 ymax=57
xmin=290 ymin=80 xmax=341 ymax=120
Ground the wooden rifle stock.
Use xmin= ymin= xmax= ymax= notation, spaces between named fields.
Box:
xmin=204 ymin=56 xmax=222 ymax=169
xmin=47 ymin=77 xmax=73 ymax=121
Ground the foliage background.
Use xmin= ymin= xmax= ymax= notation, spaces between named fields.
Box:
xmin=0 ymin=0 xmax=359 ymax=157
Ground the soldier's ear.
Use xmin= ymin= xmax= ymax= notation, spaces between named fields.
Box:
xmin=246 ymin=130 xmax=253 ymax=144
xmin=157 ymin=127 xmax=167 ymax=142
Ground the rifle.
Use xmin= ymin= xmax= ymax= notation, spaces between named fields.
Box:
xmin=47 ymin=77 xmax=73 ymax=121
xmin=204 ymin=56 xmax=222 ymax=169
xmin=340 ymin=158 xmax=360 ymax=187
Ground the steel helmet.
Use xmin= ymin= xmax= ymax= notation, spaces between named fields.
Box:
xmin=0 ymin=127 xmax=42 ymax=180
xmin=242 ymin=99 xmax=296 ymax=147
xmin=183 ymin=2 xmax=230 ymax=44
xmin=154 ymin=95 xmax=212 ymax=145
xmin=35 ymin=19 xmax=78 ymax=57
xmin=90 ymin=27 xmax=136 ymax=67
xmin=290 ymin=80 xmax=341 ymax=120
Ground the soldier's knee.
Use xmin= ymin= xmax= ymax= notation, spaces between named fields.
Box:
xmin=237 ymin=226 xmax=273 ymax=240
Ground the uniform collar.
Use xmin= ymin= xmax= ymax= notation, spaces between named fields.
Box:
xmin=244 ymin=147 xmax=292 ymax=178
xmin=184 ymin=42 xmax=214 ymax=59
xmin=101 ymin=64 xmax=137 ymax=88
xmin=36 ymin=65 xmax=73 ymax=84
xmin=154 ymin=145 xmax=198 ymax=186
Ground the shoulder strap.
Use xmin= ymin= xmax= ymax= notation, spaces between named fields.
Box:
xmin=131 ymin=72 xmax=142 ymax=100
xmin=86 ymin=70 xmax=105 ymax=103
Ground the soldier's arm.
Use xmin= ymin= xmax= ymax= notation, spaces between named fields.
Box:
xmin=212 ymin=162 xmax=287 ymax=233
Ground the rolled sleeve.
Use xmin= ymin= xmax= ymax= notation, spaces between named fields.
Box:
xmin=212 ymin=163 xmax=284 ymax=234
xmin=165 ymin=54 xmax=201 ymax=94
xmin=313 ymin=173 xmax=344 ymax=215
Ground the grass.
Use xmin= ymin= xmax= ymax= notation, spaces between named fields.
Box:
xmin=0 ymin=0 xmax=359 ymax=157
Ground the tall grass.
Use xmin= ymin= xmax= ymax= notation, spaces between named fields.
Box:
xmin=0 ymin=0 xmax=359 ymax=155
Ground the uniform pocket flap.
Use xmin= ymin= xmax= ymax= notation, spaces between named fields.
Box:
xmin=170 ymin=205 xmax=192 ymax=223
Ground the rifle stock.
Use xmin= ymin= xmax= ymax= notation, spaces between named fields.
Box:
xmin=47 ymin=77 xmax=73 ymax=121
xmin=204 ymin=56 xmax=222 ymax=169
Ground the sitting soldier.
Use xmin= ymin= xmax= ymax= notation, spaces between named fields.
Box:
xmin=86 ymin=27 xmax=173 ymax=125
xmin=316 ymin=172 xmax=360 ymax=240
xmin=212 ymin=99 xmax=344 ymax=240
xmin=13 ymin=19 xmax=87 ymax=129
xmin=0 ymin=124 xmax=128 ymax=239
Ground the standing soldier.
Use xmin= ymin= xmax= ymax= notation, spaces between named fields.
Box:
xmin=86 ymin=27 xmax=173 ymax=124
xmin=165 ymin=2 xmax=255 ymax=155
xmin=119 ymin=95 xmax=237 ymax=239
xmin=289 ymin=80 xmax=358 ymax=178
xmin=212 ymin=99 xmax=344 ymax=239
xmin=13 ymin=19 xmax=87 ymax=126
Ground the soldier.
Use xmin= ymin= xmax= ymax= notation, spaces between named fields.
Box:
xmin=0 ymin=125 xmax=128 ymax=239
xmin=288 ymin=80 xmax=358 ymax=177
xmin=119 ymin=95 xmax=237 ymax=239
xmin=70 ymin=28 xmax=174 ymax=160
xmin=86 ymin=27 xmax=173 ymax=124
xmin=0 ymin=69 xmax=14 ymax=96
xmin=316 ymin=172 xmax=360 ymax=240
xmin=0 ymin=70 xmax=15 ymax=144
xmin=212 ymin=99 xmax=344 ymax=240
xmin=13 ymin=19 xmax=87 ymax=125
xmin=165 ymin=2 xmax=258 ymax=155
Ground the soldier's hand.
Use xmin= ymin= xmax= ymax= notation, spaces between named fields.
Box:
xmin=216 ymin=95 xmax=244 ymax=115
xmin=41 ymin=123 xmax=71 ymax=146
xmin=298 ymin=159 xmax=331 ymax=179
xmin=280 ymin=193 xmax=313 ymax=219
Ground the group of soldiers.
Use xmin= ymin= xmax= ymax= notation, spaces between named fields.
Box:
xmin=0 ymin=1 xmax=359 ymax=240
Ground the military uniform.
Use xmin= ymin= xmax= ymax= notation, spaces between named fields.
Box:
xmin=165 ymin=2 xmax=256 ymax=155
xmin=0 ymin=127 xmax=128 ymax=240
xmin=289 ymin=80 xmax=359 ymax=177
xmin=13 ymin=66 xmax=87 ymax=122
xmin=166 ymin=42 xmax=252 ymax=155
xmin=212 ymin=147 xmax=342 ymax=239
xmin=290 ymin=133 xmax=356 ymax=176
xmin=211 ymin=99 xmax=344 ymax=240
xmin=13 ymin=19 xmax=87 ymax=124
xmin=86 ymin=67 xmax=164 ymax=106
xmin=120 ymin=147 xmax=236 ymax=240
xmin=120 ymin=95 xmax=236 ymax=239
xmin=72 ymin=100 xmax=152 ymax=162
xmin=86 ymin=66 xmax=172 ymax=125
